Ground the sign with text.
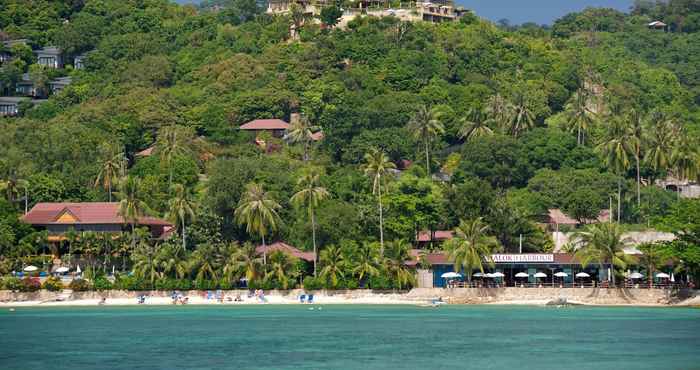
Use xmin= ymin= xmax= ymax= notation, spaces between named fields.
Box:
xmin=491 ymin=254 xmax=554 ymax=263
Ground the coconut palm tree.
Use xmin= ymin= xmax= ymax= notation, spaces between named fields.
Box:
xmin=484 ymin=93 xmax=511 ymax=132
xmin=156 ymin=125 xmax=193 ymax=191
xmin=363 ymin=148 xmax=396 ymax=255
xmin=189 ymin=244 xmax=219 ymax=281
xmin=458 ymin=108 xmax=494 ymax=141
xmin=234 ymin=183 xmax=281 ymax=263
xmin=290 ymin=171 xmax=329 ymax=277
xmin=597 ymin=119 xmax=631 ymax=222
xmin=637 ymin=242 xmax=665 ymax=287
xmin=229 ymin=242 xmax=262 ymax=284
xmin=352 ymin=241 xmax=380 ymax=286
xmin=94 ymin=143 xmax=125 ymax=202
xmin=508 ymin=92 xmax=535 ymax=138
xmin=671 ymin=135 xmax=698 ymax=188
xmin=167 ymin=184 xmax=196 ymax=251
xmin=406 ymin=105 xmax=444 ymax=176
xmin=156 ymin=243 xmax=189 ymax=279
xmin=383 ymin=239 xmax=415 ymax=289
xmin=644 ymin=113 xmax=675 ymax=179
xmin=265 ymin=250 xmax=298 ymax=289
xmin=284 ymin=115 xmax=321 ymax=161
xmin=319 ymin=244 xmax=345 ymax=288
xmin=573 ymin=222 xmax=636 ymax=287
xmin=115 ymin=177 xmax=151 ymax=250
xmin=444 ymin=218 xmax=498 ymax=282
xmin=625 ymin=109 xmax=644 ymax=207
xmin=131 ymin=240 xmax=159 ymax=285
xmin=564 ymin=88 xmax=596 ymax=145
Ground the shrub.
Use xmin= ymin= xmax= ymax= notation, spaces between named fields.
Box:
xmin=345 ymin=279 xmax=359 ymax=290
xmin=302 ymin=276 xmax=323 ymax=290
xmin=3 ymin=277 xmax=22 ymax=292
xmin=42 ymin=276 xmax=64 ymax=291
xmin=69 ymin=279 xmax=92 ymax=292
xmin=93 ymin=276 xmax=113 ymax=291
xmin=194 ymin=278 xmax=217 ymax=290
xmin=155 ymin=278 xmax=192 ymax=291
xmin=20 ymin=277 xmax=41 ymax=292
xmin=369 ymin=275 xmax=393 ymax=290
xmin=114 ymin=275 xmax=149 ymax=291
xmin=218 ymin=279 xmax=232 ymax=290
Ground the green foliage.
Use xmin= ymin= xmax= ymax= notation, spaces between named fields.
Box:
xmin=41 ymin=276 xmax=63 ymax=291
xmin=93 ymin=276 xmax=113 ymax=291
xmin=3 ymin=277 xmax=22 ymax=292
xmin=69 ymin=278 xmax=92 ymax=292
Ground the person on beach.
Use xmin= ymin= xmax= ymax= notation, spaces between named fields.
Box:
xmin=99 ymin=297 xmax=106 ymax=305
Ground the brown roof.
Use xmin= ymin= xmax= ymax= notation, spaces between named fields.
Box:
xmin=256 ymin=241 xmax=315 ymax=262
xmin=240 ymin=119 xmax=290 ymax=130
xmin=135 ymin=146 xmax=155 ymax=157
xmin=416 ymin=230 xmax=454 ymax=242
xmin=21 ymin=202 xmax=171 ymax=226
xmin=310 ymin=131 xmax=324 ymax=141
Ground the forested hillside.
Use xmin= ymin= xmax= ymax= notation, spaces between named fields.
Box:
xmin=1 ymin=0 xmax=699 ymax=288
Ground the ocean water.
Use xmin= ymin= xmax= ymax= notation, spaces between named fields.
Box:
xmin=0 ymin=305 xmax=698 ymax=369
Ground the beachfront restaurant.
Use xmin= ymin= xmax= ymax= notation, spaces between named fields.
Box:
xmin=422 ymin=253 xmax=610 ymax=288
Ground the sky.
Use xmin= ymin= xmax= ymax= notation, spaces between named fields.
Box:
xmin=459 ymin=0 xmax=634 ymax=25
xmin=175 ymin=0 xmax=636 ymax=25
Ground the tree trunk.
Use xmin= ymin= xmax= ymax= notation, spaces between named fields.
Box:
xmin=311 ymin=208 xmax=317 ymax=277
xmin=636 ymin=153 xmax=641 ymax=207
xmin=108 ymin=181 xmax=112 ymax=202
xmin=182 ymin=217 xmax=186 ymax=251
xmin=617 ymin=178 xmax=622 ymax=223
xmin=425 ymin=140 xmax=430 ymax=177
xmin=262 ymin=233 xmax=267 ymax=265
xmin=378 ymin=180 xmax=384 ymax=257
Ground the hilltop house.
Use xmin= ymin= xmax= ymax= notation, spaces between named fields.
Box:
xmin=656 ymin=177 xmax=700 ymax=198
xmin=0 ymin=39 xmax=28 ymax=63
xmin=21 ymin=202 xmax=172 ymax=243
xmin=0 ymin=96 xmax=28 ymax=116
xmin=35 ymin=46 xmax=63 ymax=68
xmin=15 ymin=73 xmax=37 ymax=97
xmin=240 ymin=118 xmax=290 ymax=137
xmin=49 ymin=76 xmax=72 ymax=94
xmin=256 ymin=241 xmax=315 ymax=263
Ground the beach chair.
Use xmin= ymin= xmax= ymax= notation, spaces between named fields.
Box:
xmin=307 ymin=294 xmax=314 ymax=304
xmin=299 ymin=294 xmax=306 ymax=303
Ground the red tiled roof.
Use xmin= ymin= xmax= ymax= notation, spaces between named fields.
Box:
xmin=240 ymin=119 xmax=290 ymax=130
xmin=416 ymin=230 xmax=454 ymax=242
xmin=256 ymin=241 xmax=315 ymax=262
xmin=21 ymin=203 xmax=171 ymax=226
xmin=310 ymin=131 xmax=324 ymax=141
xmin=135 ymin=146 xmax=154 ymax=157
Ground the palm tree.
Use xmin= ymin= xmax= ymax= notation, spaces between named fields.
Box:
xmin=644 ymin=113 xmax=675 ymax=180
xmin=266 ymin=250 xmax=298 ymax=289
xmin=290 ymin=171 xmax=329 ymax=277
xmin=597 ymin=119 xmax=631 ymax=222
xmin=234 ymin=183 xmax=281 ymax=263
xmin=115 ymin=177 xmax=151 ymax=250
xmin=363 ymin=148 xmax=396 ymax=255
xmin=637 ymin=243 xmax=664 ymax=287
xmin=484 ymin=93 xmax=511 ymax=132
xmin=564 ymin=88 xmax=596 ymax=145
xmin=189 ymin=244 xmax=219 ymax=281
xmin=508 ymin=92 xmax=535 ymax=138
xmin=226 ymin=242 xmax=262 ymax=284
xmin=352 ymin=242 xmax=380 ymax=286
xmin=284 ymin=115 xmax=321 ymax=161
xmin=319 ymin=244 xmax=345 ymax=288
xmin=167 ymin=184 xmax=196 ymax=251
xmin=444 ymin=218 xmax=498 ymax=282
xmin=625 ymin=109 xmax=644 ymax=207
xmin=156 ymin=243 xmax=189 ymax=279
xmin=458 ymin=108 xmax=494 ymax=141
xmin=573 ymin=223 xmax=635 ymax=287
xmin=156 ymin=125 xmax=193 ymax=191
xmin=94 ymin=143 xmax=125 ymax=202
xmin=383 ymin=239 xmax=415 ymax=289
xmin=131 ymin=240 xmax=159 ymax=285
xmin=406 ymin=105 xmax=444 ymax=176
xmin=671 ymin=135 xmax=698 ymax=189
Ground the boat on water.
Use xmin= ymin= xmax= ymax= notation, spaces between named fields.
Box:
xmin=419 ymin=298 xmax=447 ymax=308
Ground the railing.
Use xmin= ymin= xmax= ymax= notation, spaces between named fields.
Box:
xmin=444 ymin=281 xmax=687 ymax=289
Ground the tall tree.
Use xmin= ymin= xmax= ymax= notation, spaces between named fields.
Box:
xmin=155 ymin=125 xmax=193 ymax=191
xmin=352 ymin=242 xmax=380 ymax=286
xmin=383 ymin=239 xmax=415 ymax=289
xmin=224 ymin=242 xmax=262 ymax=284
xmin=94 ymin=142 xmax=125 ymax=202
xmin=167 ymin=184 xmax=196 ymax=251
xmin=564 ymin=88 xmax=596 ymax=145
xmin=290 ymin=171 xmax=329 ymax=277
xmin=363 ymin=148 xmax=396 ymax=255
xmin=597 ymin=119 xmax=631 ymax=222
xmin=234 ymin=183 xmax=281 ymax=263
xmin=406 ymin=105 xmax=444 ymax=176
xmin=573 ymin=222 xmax=635 ymax=287
xmin=644 ymin=112 xmax=676 ymax=181
xmin=671 ymin=134 xmax=698 ymax=189
xmin=484 ymin=93 xmax=511 ymax=132
xmin=508 ymin=91 xmax=535 ymax=138
xmin=625 ymin=109 xmax=644 ymax=207
xmin=319 ymin=244 xmax=345 ymax=288
xmin=284 ymin=115 xmax=321 ymax=162
xmin=458 ymin=108 xmax=494 ymax=141
xmin=444 ymin=218 xmax=498 ymax=282
xmin=115 ymin=177 xmax=151 ymax=250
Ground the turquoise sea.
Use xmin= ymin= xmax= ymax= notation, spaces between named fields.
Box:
xmin=1 ymin=305 xmax=699 ymax=369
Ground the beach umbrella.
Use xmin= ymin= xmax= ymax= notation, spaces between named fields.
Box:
xmin=76 ymin=265 xmax=82 ymax=274
xmin=491 ymin=272 xmax=505 ymax=278
xmin=473 ymin=272 xmax=484 ymax=277
xmin=554 ymin=272 xmax=568 ymax=277
xmin=112 ymin=265 xmax=115 ymax=275
xmin=629 ymin=272 xmax=644 ymax=279
xmin=484 ymin=273 xmax=495 ymax=278
xmin=575 ymin=272 xmax=590 ymax=278
xmin=23 ymin=265 xmax=38 ymax=272
xmin=670 ymin=273 xmax=675 ymax=282
xmin=607 ymin=268 xmax=612 ymax=282
xmin=655 ymin=272 xmax=670 ymax=279
xmin=441 ymin=272 xmax=461 ymax=279
xmin=534 ymin=272 xmax=547 ymax=278
xmin=515 ymin=272 xmax=529 ymax=278
xmin=55 ymin=267 xmax=69 ymax=273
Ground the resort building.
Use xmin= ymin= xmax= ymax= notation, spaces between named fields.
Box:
xmin=35 ymin=46 xmax=63 ymax=69
xmin=49 ymin=76 xmax=72 ymax=94
xmin=74 ymin=53 xmax=87 ymax=69
xmin=656 ymin=177 xmax=700 ymax=198
xmin=256 ymin=241 xmax=316 ymax=262
xmin=21 ymin=202 xmax=172 ymax=242
xmin=239 ymin=118 xmax=290 ymax=138
xmin=0 ymin=39 xmax=28 ymax=63
xmin=648 ymin=20 xmax=667 ymax=30
xmin=0 ymin=96 xmax=28 ymax=116
xmin=15 ymin=73 xmax=37 ymax=97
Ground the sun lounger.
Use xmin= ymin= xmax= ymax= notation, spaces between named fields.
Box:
xmin=307 ymin=294 xmax=314 ymax=304
xmin=299 ymin=294 xmax=306 ymax=303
